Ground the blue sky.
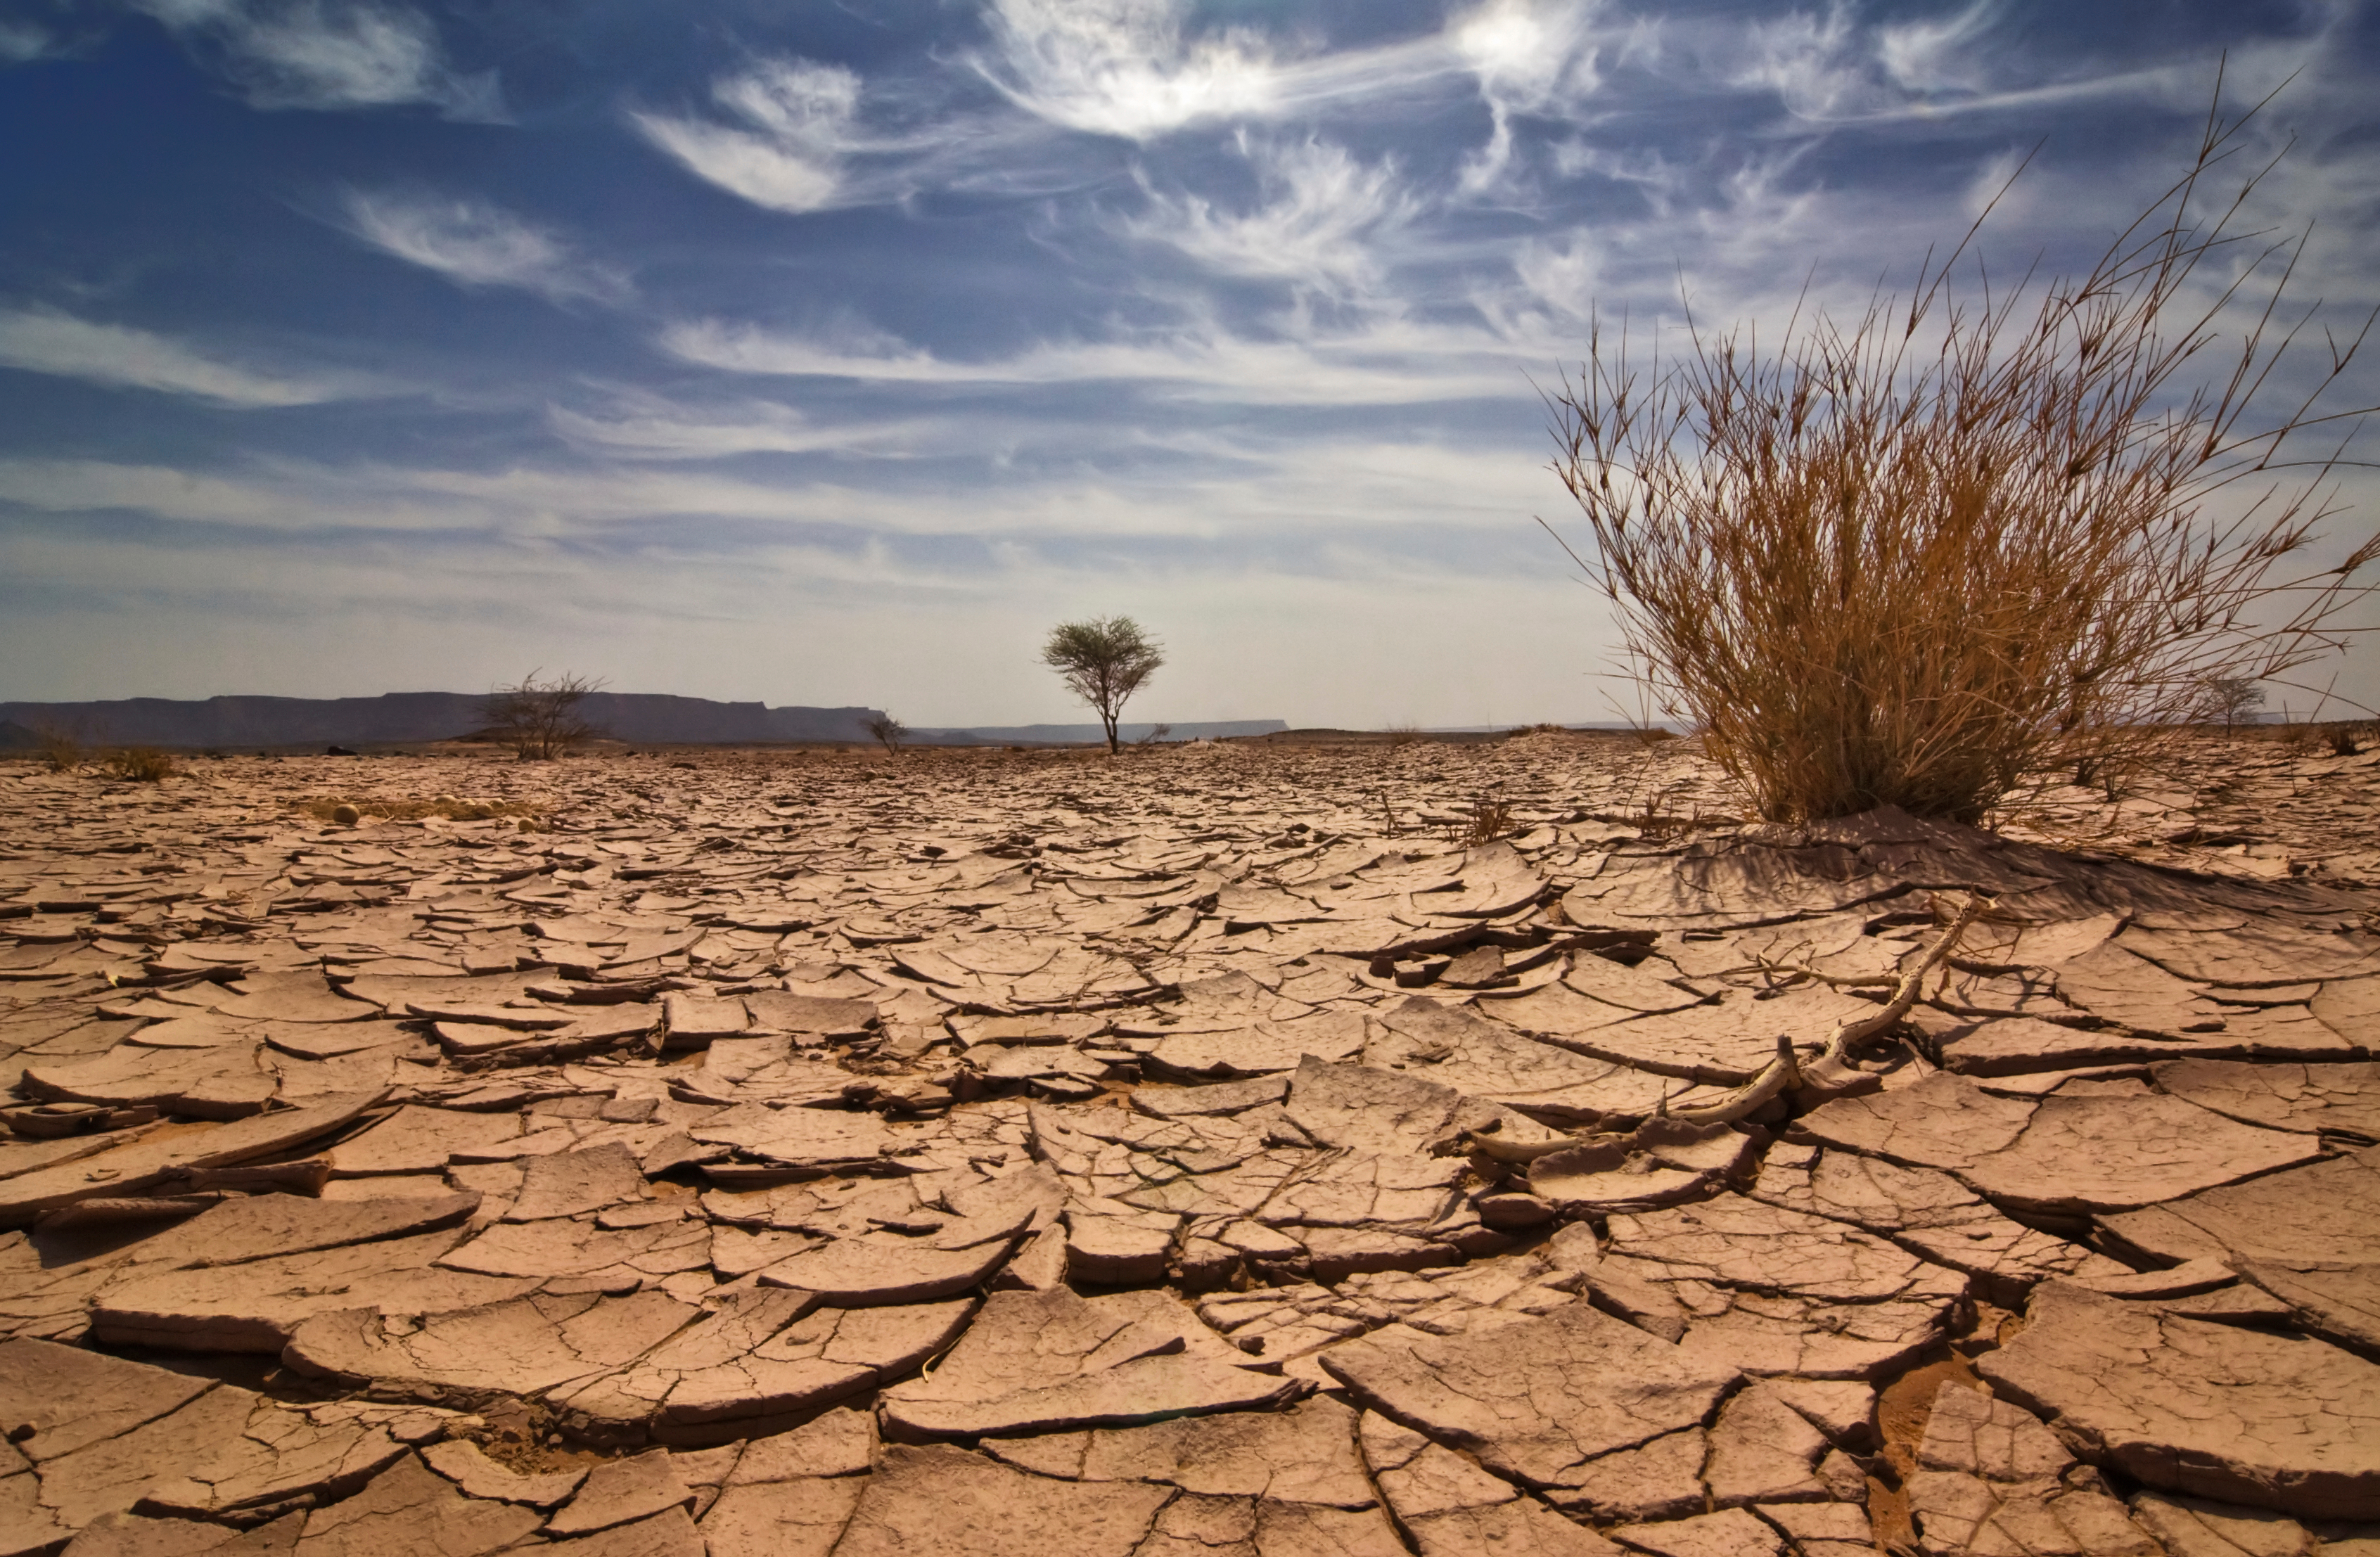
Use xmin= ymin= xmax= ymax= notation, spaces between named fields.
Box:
xmin=1 ymin=0 xmax=2374 ymax=729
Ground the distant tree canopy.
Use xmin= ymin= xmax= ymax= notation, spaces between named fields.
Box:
xmin=1042 ymin=616 xmax=1164 ymax=755
xmin=2199 ymin=676 xmax=2265 ymax=734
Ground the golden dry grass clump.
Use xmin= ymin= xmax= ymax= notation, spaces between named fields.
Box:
xmin=1546 ymin=84 xmax=2378 ymax=826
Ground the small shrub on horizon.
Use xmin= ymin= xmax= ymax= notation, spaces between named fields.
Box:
xmin=32 ymin=724 xmax=84 ymax=774
xmin=98 ymin=748 xmax=175 ymax=782
xmin=483 ymin=669 xmax=604 ymax=760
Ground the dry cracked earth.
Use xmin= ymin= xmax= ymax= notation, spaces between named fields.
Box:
xmin=5 ymin=729 xmax=2380 ymax=1557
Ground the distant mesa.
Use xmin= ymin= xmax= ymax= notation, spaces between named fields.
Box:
xmin=0 ymin=692 xmax=881 ymax=750
xmin=0 ymin=696 xmax=1286 ymax=750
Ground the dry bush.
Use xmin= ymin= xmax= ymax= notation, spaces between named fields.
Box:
xmin=1383 ymin=722 xmax=1424 ymax=747
xmin=1544 ymin=84 xmax=2377 ymax=825
xmin=863 ymin=713 xmax=907 ymax=754
xmin=31 ymin=724 xmax=83 ymax=774
xmin=2259 ymin=719 xmax=2372 ymax=757
xmin=484 ymin=670 xmax=604 ymax=760
xmin=98 ymin=748 xmax=175 ymax=782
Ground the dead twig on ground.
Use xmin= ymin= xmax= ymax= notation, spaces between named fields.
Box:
xmin=1461 ymin=895 xmax=1987 ymax=1155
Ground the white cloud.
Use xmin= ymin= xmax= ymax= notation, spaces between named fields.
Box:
xmin=0 ymin=307 xmax=371 ymax=406
xmin=976 ymin=0 xmax=1281 ymax=139
xmin=1729 ymin=6 xmax=1886 ymax=121
xmin=1876 ymin=1 xmax=1998 ymax=95
xmin=633 ymin=57 xmax=859 ymax=214
xmin=0 ymin=17 xmax=53 ymax=63
xmin=1450 ymin=0 xmax=1606 ymax=193
xmin=547 ymin=392 xmax=930 ymax=461
xmin=631 ymin=13 xmax=1466 ymax=214
xmin=1719 ymin=1 xmax=2174 ymax=128
xmin=137 ymin=0 xmax=501 ymax=118
xmin=657 ymin=314 xmax=1537 ymax=406
xmin=1124 ymin=136 xmax=1419 ymax=294
xmin=0 ymin=422 xmax=1555 ymax=545
xmin=1453 ymin=0 xmax=1601 ymax=112
xmin=1511 ymin=235 xmax=1606 ymax=320
xmin=340 ymin=191 xmax=627 ymax=305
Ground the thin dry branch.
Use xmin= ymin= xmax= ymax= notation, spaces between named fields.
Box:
xmin=1456 ymin=897 xmax=1984 ymax=1155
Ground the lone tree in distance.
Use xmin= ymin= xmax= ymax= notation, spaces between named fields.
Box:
xmin=2199 ymin=676 xmax=2264 ymax=738
xmin=1042 ymin=616 xmax=1164 ymax=755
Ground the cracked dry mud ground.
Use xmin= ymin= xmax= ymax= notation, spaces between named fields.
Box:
xmin=6 ymin=729 xmax=2380 ymax=1557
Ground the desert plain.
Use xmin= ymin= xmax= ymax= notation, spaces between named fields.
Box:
xmin=4 ymin=728 xmax=2380 ymax=1557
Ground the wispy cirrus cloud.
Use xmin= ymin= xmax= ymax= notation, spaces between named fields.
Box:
xmin=1450 ymin=0 xmax=1608 ymax=191
xmin=1122 ymin=135 xmax=1421 ymax=295
xmin=975 ymin=0 xmax=1282 ymax=140
xmin=547 ymin=391 xmax=931 ymax=461
xmin=975 ymin=0 xmax=1490 ymax=145
xmin=657 ymin=313 xmax=1539 ymax=406
xmin=339 ymin=191 xmax=627 ymax=305
xmin=1714 ymin=1 xmax=2227 ymax=127
xmin=0 ymin=307 xmax=378 ymax=406
xmin=0 ymin=15 xmax=53 ymax=63
xmin=0 ymin=421 xmax=1559 ymax=546
xmin=1876 ymin=0 xmax=2000 ymax=94
xmin=632 ymin=57 xmax=862 ymax=214
xmin=136 ymin=0 xmax=501 ymax=118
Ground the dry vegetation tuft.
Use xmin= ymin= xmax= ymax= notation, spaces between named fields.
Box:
xmin=1545 ymin=83 xmax=2377 ymax=826
xmin=96 ymin=748 xmax=175 ymax=782
xmin=31 ymin=725 xmax=85 ymax=774
xmin=2246 ymin=719 xmax=2375 ymax=757
xmin=1453 ymin=793 xmax=1516 ymax=846
xmin=484 ymin=670 xmax=603 ymax=761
